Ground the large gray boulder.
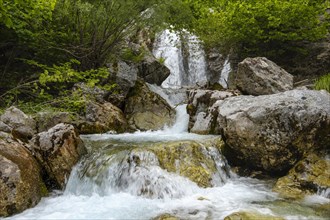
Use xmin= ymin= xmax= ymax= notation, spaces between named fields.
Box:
xmin=0 ymin=107 xmax=36 ymax=141
xmin=30 ymin=123 xmax=86 ymax=189
xmin=77 ymin=101 xmax=127 ymax=134
xmin=0 ymin=136 xmax=46 ymax=217
xmin=235 ymin=57 xmax=293 ymax=95
xmin=125 ymin=80 xmax=175 ymax=131
xmin=187 ymin=89 xmax=238 ymax=134
xmin=107 ymin=61 xmax=139 ymax=108
xmin=189 ymin=89 xmax=330 ymax=173
xmin=217 ymin=90 xmax=330 ymax=173
xmin=137 ymin=53 xmax=170 ymax=86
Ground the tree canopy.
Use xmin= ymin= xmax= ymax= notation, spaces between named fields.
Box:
xmin=0 ymin=0 xmax=329 ymax=109
xmin=186 ymin=0 xmax=329 ymax=57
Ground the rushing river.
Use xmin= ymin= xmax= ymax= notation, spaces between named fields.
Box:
xmin=7 ymin=105 xmax=329 ymax=220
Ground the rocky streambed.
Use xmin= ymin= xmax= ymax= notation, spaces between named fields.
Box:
xmin=0 ymin=39 xmax=330 ymax=219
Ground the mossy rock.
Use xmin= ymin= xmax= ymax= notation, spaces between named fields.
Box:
xmin=147 ymin=137 xmax=225 ymax=188
xmin=273 ymin=153 xmax=330 ymax=200
xmin=224 ymin=211 xmax=284 ymax=220
xmin=152 ymin=213 xmax=179 ymax=220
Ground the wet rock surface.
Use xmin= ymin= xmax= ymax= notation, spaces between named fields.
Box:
xmin=224 ymin=211 xmax=284 ymax=220
xmin=125 ymin=80 xmax=175 ymax=131
xmin=137 ymin=53 xmax=170 ymax=86
xmin=188 ymin=89 xmax=330 ymax=174
xmin=187 ymin=89 xmax=238 ymax=134
xmin=273 ymin=153 xmax=330 ymax=199
xmin=30 ymin=123 xmax=86 ymax=189
xmin=79 ymin=136 xmax=228 ymax=196
xmin=235 ymin=57 xmax=293 ymax=95
xmin=0 ymin=136 xmax=46 ymax=217
xmin=77 ymin=101 xmax=127 ymax=134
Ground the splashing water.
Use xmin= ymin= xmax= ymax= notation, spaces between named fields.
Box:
xmin=8 ymin=104 xmax=329 ymax=220
xmin=153 ymin=29 xmax=208 ymax=88
xmin=219 ymin=57 xmax=231 ymax=89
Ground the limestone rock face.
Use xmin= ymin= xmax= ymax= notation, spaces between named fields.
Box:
xmin=137 ymin=54 xmax=170 ymax=86
xmin=273 ymin=153 xmax=330 ymax=199
xmin=187 ymin=89 xmax=238 ymax=134
xmin=216 ymin=90 xmax=330 ymax=173
xmin=107 ymin=61 xmax=138 ymax=108
xmin=0 ymin=121 xmax=11 ymax=133
xmin=206 ymin=48 xmax=228 ymax=85
xmin=188 ymin=89 xmax=330 ymax=173
xmin=235 ymin=57 xmax=293 ymax=95
xmin=0 ymin=107 xmax=36 ymax=141
xmin=125 ymin=80 xmax=175 ymax=131
xmin=0 ymin=137 xmax=46 ymax=217
xmin=30 ymin=123 xmax=86 ymax=189
xmin=78 ymin=101 xmax=127 ymax=134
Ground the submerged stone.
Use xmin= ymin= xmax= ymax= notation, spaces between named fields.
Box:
xmin=152 ymin=213 xmax=179 ymax=220
xmin=148 ymin=138 xmax=227 ymax=188
xmin=75 ymin=136 xmax=229 ymax=199
xmin=224 ymin=211 xmax=284 ymax=220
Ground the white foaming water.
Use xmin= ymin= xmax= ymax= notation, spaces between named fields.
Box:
xmin=9 ymin=177 xmax=281 ymax=220
xmin=219 ymin=57 xmax=231 ymax=89
xmin=153 ymin=29 xmax=208 ymax=88
xmin=8 ymin=103 xmax=329 ymax=220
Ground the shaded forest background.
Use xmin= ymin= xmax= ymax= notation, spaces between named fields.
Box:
xmin=0 ymin=0 xmax=329 ymax=112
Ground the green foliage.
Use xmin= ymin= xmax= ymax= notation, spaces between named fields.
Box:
xmin=32 ymin=0 xmax=167 ymax=69
xmin=158 ymin=57 xmax=166 ymax=65
xmin=189 ymin=0 xmax=329 ymax=57
xmin=314 ymin=74 xmax=330 ymax=92
xmin=0 ymin=0 xmax=56 ymax=29
xmin=120 ymin=48 xmax=146 ymax=63
xmin=0 ymin=60 xmax=115 ymax=114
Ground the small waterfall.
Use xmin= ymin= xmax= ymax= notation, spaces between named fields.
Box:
xmin=65 ymin=150 xmax=200 ymax=199
xmin=219 ymin=57 xmax=231 ymax=89
xmin=153 ymin=29 xmax=208 ymax=88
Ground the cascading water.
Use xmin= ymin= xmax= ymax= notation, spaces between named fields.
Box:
xmin=9 ymin=103 xmax=330 ymax=219
xmin=153 ymin=29 xmax=208 ymax=88
xmin=219 ymin=57 xmax=231 ymax=89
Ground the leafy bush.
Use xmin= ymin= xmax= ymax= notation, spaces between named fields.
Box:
xmin=189 ymin=0 xmax=329 ymax=57
xmin=0 ymin=60 xmax=115 ymax=113
xmin=314 ymin=74 xmax=330 ymax=92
